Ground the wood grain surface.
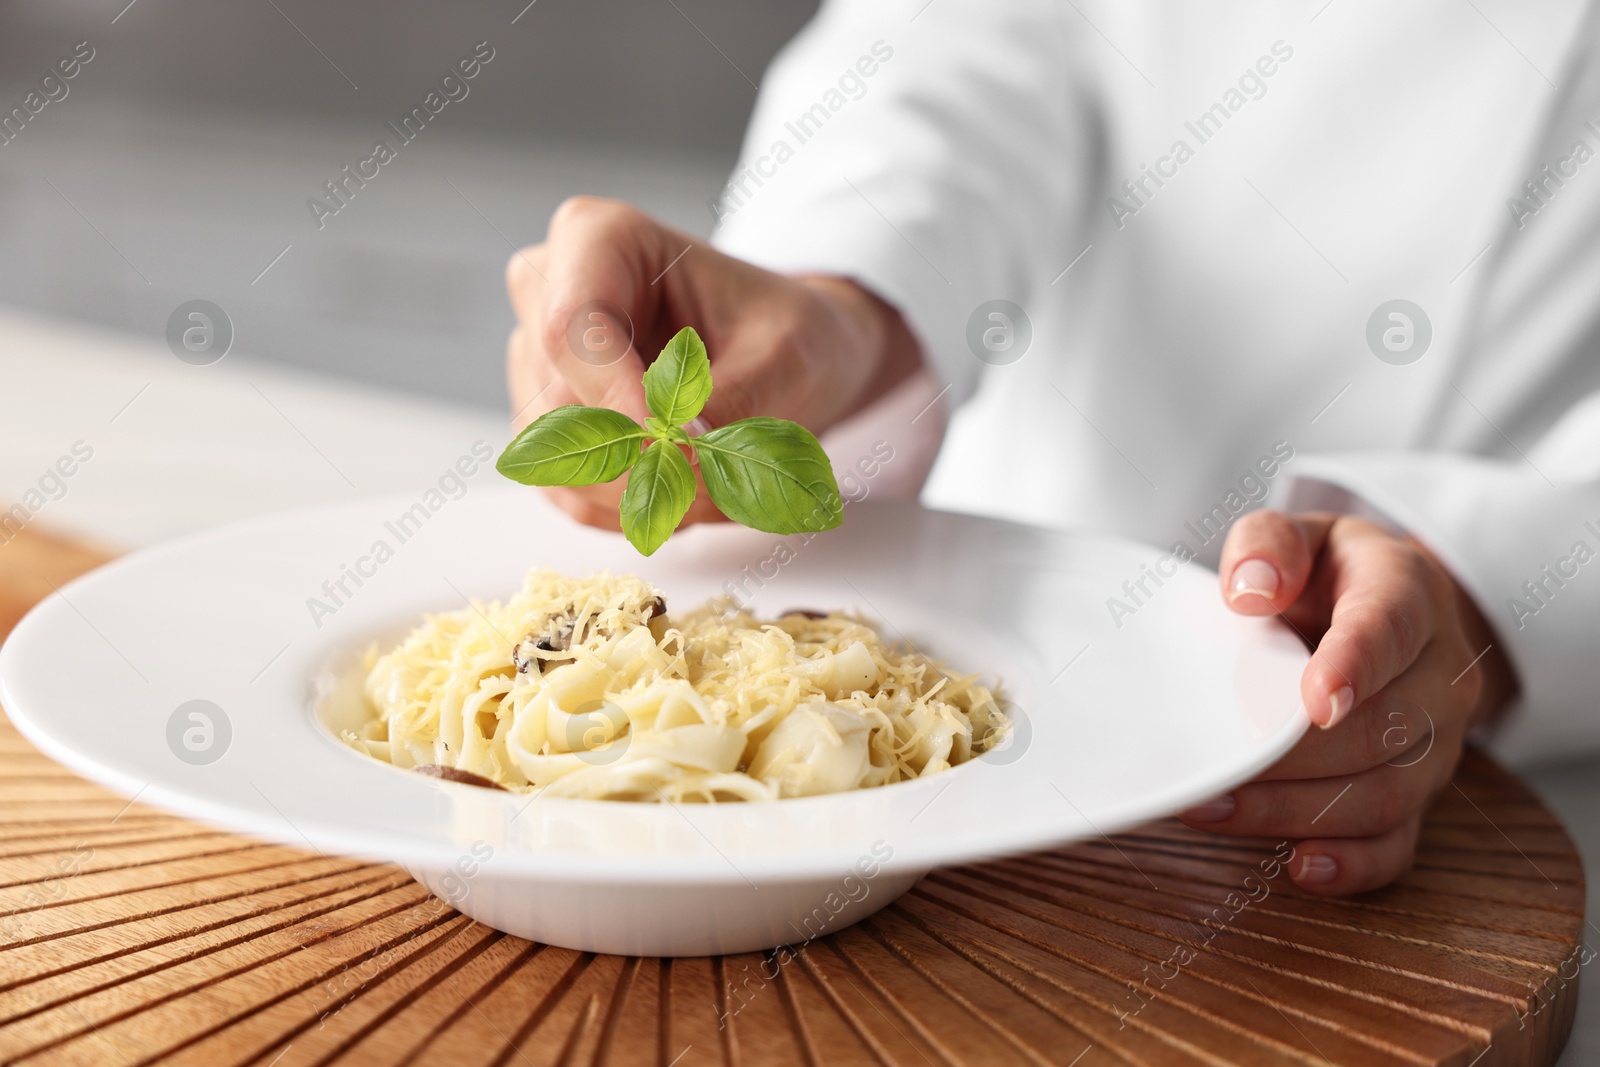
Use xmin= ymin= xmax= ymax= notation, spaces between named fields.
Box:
xmin=0 ymin=526 xmax=1585 ymax=1066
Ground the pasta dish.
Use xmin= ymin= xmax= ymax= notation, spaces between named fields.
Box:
xmin=343 ymin=569 xmax=1007 ymax=802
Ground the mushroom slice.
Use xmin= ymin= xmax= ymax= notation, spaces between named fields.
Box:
xmin=512 ymin=612 xmax=578 ymax=673
xmin=413 ymin=764 xmax=508 ymax=791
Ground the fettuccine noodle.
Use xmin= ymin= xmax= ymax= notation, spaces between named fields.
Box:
xmin=345 ymin=570 xmax=1007 ymax=802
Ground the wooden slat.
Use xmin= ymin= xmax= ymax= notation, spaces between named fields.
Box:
xmin=0 ymin=527 xmax=118 ymax=641
xmin=0 ymin=527 xmax=1585 ymax=1065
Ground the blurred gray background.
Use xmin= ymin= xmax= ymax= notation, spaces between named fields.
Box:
xmin=0 ymin=0 xmax=818 ymax=407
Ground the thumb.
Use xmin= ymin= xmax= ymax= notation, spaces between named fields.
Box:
xmin=1217 ymin=510 xmax=1335 ymax=615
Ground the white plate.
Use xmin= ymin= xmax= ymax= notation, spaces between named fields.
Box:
xmin=0 ymin=490 xmax=1307 ymax=955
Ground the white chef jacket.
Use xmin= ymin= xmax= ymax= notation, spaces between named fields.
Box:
xmin=712 ymin=0 xmax=1600 ymax=765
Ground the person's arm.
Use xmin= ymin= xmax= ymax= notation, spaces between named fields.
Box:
xmin=504 ymin=0 xmax=1091 ymax=527
xmin=712 ymin=0 xmax=1093 ymax=408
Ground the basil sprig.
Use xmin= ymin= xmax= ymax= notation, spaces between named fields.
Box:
xmin=496 ymin=326 xmax=844 ymax=555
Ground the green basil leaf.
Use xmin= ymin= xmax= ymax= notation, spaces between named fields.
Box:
xmin=642 ymin=326 xmax=713 ymax=426
xmin=619 ymin=440 xmax=697 ymax=555
xmin=496 ymin=405 xmax=646 ymax=486
xmin=694 ymin=418 xmax=843 ymax=535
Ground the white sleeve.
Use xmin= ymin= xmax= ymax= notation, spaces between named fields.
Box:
xmin=711 ymin=0 xmax=1095 ymax=406
xmin=1275 ymin=392 xmax=1600 ymax=766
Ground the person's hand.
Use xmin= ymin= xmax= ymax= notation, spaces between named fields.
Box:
xmin=1180 ymin=511 xmax=1517 ymax=895
xmin=504 ymin=196 xmax=920 ymax=529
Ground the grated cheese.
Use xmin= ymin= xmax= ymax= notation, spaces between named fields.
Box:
xmin=344 ymin=569 xmax=1008 ymax=802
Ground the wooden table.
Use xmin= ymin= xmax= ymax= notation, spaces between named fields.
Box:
xmin=0 ymin=528 xmax=1585 ymax=1066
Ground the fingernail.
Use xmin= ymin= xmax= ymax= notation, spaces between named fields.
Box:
xmin=1228 ymin=558 xmax=1280 ymax=603
xmin=685 ymin=416 xmax=713 ymax=437
xmin=1322 ymin=685 xmax=1355 ymax=730
xmin=1180 ymin=794 xmax=1236 ymax=822
xmin=1294 ymin=854 xmax=1339 ymax=885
